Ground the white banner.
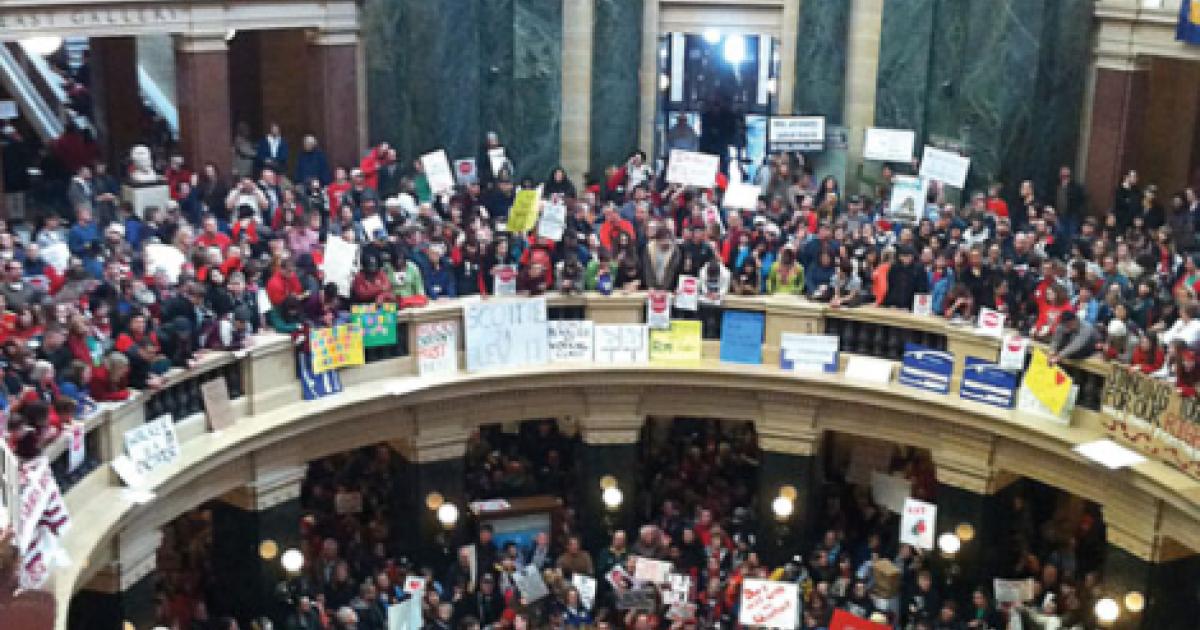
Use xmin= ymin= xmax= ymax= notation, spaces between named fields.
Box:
xmin=67 ymin=422 xmax=85 ymax=473
xmin=919 ymin=146 xmax=971 ymax=188
xmin=537 ymin=202 xmax=567 ymax=241
xmin=633 ymin=557 xmax=672 ymax=584
xmin=416 ymin=321 xmax=459 ymax=376
xmin=321 ymin=235 xmax=360 ymax=298
xmin=723 ymin=182 xmax=761 ymax=210
xmin=548 ymin=320 xmax=595 ymax=363
xmin=124 ymin=415 xmax=181 ymax=477
xmin=463 ymin=298 xmax=549 ymax=372
xmin=976 ymin=307 xmax=1006 ymax=338
xmin=739 ymin=579 xmax=800 ymax=630
xmin=899 ymin=498 xmax=936 ymax=550
xmin=845 ymin=356 xmax=894 ymax=385
xmin=666 ymin=150 xmax=719 ymax=188
xmin=595 ymin=324 xmax=649 ymax=364
xmin=864 ymin=128 xmax=916 ymax=162
xmin=993 ymin=578 xmax=1036 ymax=604
xmin=420 ymin=149 xmax=455 ymax=194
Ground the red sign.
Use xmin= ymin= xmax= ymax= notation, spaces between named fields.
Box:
xmin=829 ymin=609 xmax=890 ymax=630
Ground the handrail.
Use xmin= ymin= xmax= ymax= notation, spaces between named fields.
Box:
xmin=137 ymin=64 xmax=178 ymax=136
xmin=0 ymin=44 xmax=64 ymax=141
xmin=45 ymin=293 xmax=1196 ymax=628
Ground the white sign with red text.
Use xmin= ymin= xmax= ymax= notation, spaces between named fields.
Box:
xmin=403 ymin=576 xmax=426 ymax=595
xmin=999 ymin=334 xmax=1029 ymax=371
xmin=647 ymin=292 xmax=672 ymax=329
xmin=416 ymin=321 xmax=459 ymax=376
xmin=739 ymin=579 xmax=800 ymax=630
xmin=976 ymin=307 xmax=1006 ymax=338
xmin=67 ymin=422 xmax=86 ymax=473
xmin=675 ymin=276 xmax=699 ymax=311
xmin=900 ymin=498 xmax=937 ymax=550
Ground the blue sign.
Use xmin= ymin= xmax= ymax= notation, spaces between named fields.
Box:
xmin=898 ymin=343 xmax=953 ymax=394
xmin=1179 ymin=0 xmax=1200 ymax=45
xmin=720 ymin=310 xmax=765 ymax=364
xmin=959 ymin=356 xmax=1018 ymax=409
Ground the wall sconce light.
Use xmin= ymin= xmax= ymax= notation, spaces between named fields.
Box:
xmin=280 ymin=548 xmax=304 ymax=573
xmin=937 ymin=533 xmax=961 ymax=556
xmin=1124 ymin=591 xmax=1145 ymax=613
xmin=425 ymin=491 xmax=445 ymax=511
xmin=771 ymin=495 xmax=794 ymax=521
xmin=602 ymin=486 xmax=624 ymax=511
xmin=437 ymin=502 xmax=459 ymax=528
xmin=955 ymin=522 xmax=975 ymax=542
xmin=258 ymin=539 xmax=279 ymax=561
xmin=599 ymin=475 xmax=617 ymax=490
xmin=1094 ymin=597 xmax=1119 ymax=624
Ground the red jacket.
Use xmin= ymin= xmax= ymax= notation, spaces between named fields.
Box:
xmin=266 ymin=271 xmax=303 ymax=306
xmin=90 ymin=366 xmax=130 ymax=401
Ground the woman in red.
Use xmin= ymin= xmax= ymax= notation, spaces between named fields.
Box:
xmin=1129 ymin=331 xmax=1165 ymax=373
xmin=265 ymin=256 xmax=303 ymax=307
xmin=1033 ymin=283 xmax=1074 ymax=341
xmin=351 ymin=256 xmax=396 ymax=305
xmin=90 ymin=352 xmax=132 ymax=401
xmin=115 ymin=311 xmax=160 ymax=353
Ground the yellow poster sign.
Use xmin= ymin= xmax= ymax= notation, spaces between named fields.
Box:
xmin=310 ymin=324 xmax=366 ymax=374
xmin=506 ymin=190 xmax=541 ymax=233
xmin=649 ymin=320 xmax=703 ymax=365
xmin=1023 ymin=347 xmax=1072 ymax=415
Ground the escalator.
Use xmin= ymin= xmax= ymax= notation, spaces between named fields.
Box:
xmin=0 ymin=43 xmax=64 ymax=142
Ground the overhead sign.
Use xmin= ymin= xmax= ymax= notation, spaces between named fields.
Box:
xmin=919 ymin=145 xmax=971 ymax=188
xmin=769 ymin=116 xmax=826 ymax=152
xmin=739 ymin=579 xmax=800 ymax=630
xmin=863 ymin=127 xmax=916 ymax=162
xmin=898 ymin=344 xmax=953 ymax=395
xmin=463 ymin=298 xmax=549 ymax=372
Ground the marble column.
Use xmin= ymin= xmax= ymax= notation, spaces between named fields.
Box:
xmin=91 ymin=37 xmax=142 ymax=166
xmin=560 ymin=0 xmax=595 ymax=182
xmin=590 ymin=0 xmax=643 ymax=175
xmin=1084 ymin=57 xmax=1149 ymax=217
xmin=175 ymin=33 xmax=233 ymax=175
xmin=307 ymin=28 xmax=364 ymax=172
xmin=873 ymin=0 xmax=935 ymax=143
xmin=511 ymin=0 xmax=564 ymax=181
xmin=793 ymin=0 xmax=851 ymax=123
xmin=67 ymin=527 xmax=162 ymax=630
xmin=843 ymin=0 xmax=884 ymax=194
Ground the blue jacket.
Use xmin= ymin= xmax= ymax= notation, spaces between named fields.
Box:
xmin=931 ymin=270 xmax=955 ymax=315
xmin=67 ymin=222 xmax=99 ymax=256
xmin=295 ymin=149 xmax=332 ymax=186
xmin=424 ymin=261 xmax=457 ymax=299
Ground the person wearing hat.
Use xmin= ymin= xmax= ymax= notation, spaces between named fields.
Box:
xmin=1048 ymin=310 xmax=1097 ymax=365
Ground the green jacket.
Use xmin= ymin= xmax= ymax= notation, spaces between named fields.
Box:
xmin=767 ymin=261 xmax=805 ymax=295
xmin=387 ymin=260 xmax=425 ymax=298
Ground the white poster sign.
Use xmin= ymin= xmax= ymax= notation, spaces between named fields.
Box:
xmin=899 ymin=498 xmax=937 ymax=550
xmin=993 ymin=578 xmax=1036 ymax=604
xmin=723 ymin=182 xmax=761 ymax=210
xmin=864 ymin=128 xmax=916 ymax=162
xmin=144 ymin=244 xmax=187 ymax=283
xmin=888 ymin=175 xmax=928 ymax=219
xmin=573 ymin=574 xmax=598 ymax=610
xmin=537 ymin=203 xmax=567 ymax=241
xmin=739 ymin=579 xmax=800 ymax=630
xmin=321 ymin=235 xmax=360 ymax=298
xmin=403 ymin=575 xmax=427 ymax=595
xmin=780 ymin=332 xmax=839 ymax=373
xmin=919 ymin=146 xmax=971 ymax=188
xmin=976 ymin=307 xmax=1006 ymax=338
xmin=123 ymin=415 xmax=181 ymax=477
xmin=633 ymin=557 xmax=672 ymax=584
xmin=416 ymin=321 xmax=459 ymax=376
xmin=514 ymin=564 xmax=550 ymax=601
xmin=43 ymin=242 xmax=70 ymax=273
xmin=420 ymin=149 xmax=455 ymax=194
xmin=454 ymin=158 xmax=478 ymax=186
xmin=548 ymin=320 xmax=595 ymax=363
xmin=647 ymin=292 xmax=672 ymax=330
xmin=389 ymin=594 xmax=424 ymax=630
xmin=999 ymin=334 xmax=1029 ymax=371
xmin=67 ymin=422 xmax=86 ymax=473
xmin=463 ymin=298 xmax=549 ymax=372
xmin=870 ymin=471 xmax=911 ymax=514
xmin=845 ymin=356 xmax=894 ymax=385
xmin=493 ymin=264 xmax=518 ymax=296
xmin=361 ymin=214 xmax=385 ymax=240
xmin=595 ymin=324 xmax=649 ymax=364
xmin=769 ymin=116 xmax=826 ymax=152
xmin=675 ymin=276 xmax=699 ymax=311
xmin=488 ymin=148 xmax=509 ymax=177
xmin=666 ymin=150 xmax=719 ymax=188
xmin=912 ymin=294 xmax=933 ymax=317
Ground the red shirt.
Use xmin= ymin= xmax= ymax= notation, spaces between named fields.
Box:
xmin=196 ymin=231 xmax=232 ymax=252
xmin=266 ymin=270 xmax=303 ymax=306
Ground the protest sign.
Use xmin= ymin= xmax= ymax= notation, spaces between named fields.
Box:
xmin=43 ymin=243 xmax=70 ymax=273
xmin=720 ymin=310 xmax=764 ymax=364
xmin=828 ymin=609 xmax=890 ymax=630
xmin=145 ymin=244 xmax=187 ymax=283
xmin=780 ymin=333 xmax=838 ymax=373
xmin=999 ymin=334 xmax=1030 ymax=371
xmin=920 ymin=145 xmax=971 ymax=188
xmin=67 ymin=422 xmax=86 ymax=473
xmin=1023 ymin=348 xmax=1073 ymax=415
xmin=201 ymin=378 xmax=235 ymax=431
xmin=870 ymin=471 xmax=911 ymax=514
xmin=488 ymin=148 xmax=509 ymax=177
xmin=335 ymin=491 xmax=363 ymax=514
xmin=633 ymin=557 xmax=672 ymax=584
xmin=887 ymin=175 xmax=927 ymax=218
xmin=864 ymin=128 xmax=916 ymax=162
xmin=537 ymin=202 xmax=567 ymax=241
xmin=420 ymin=149 xmax=455 ymax=194
xmin=0 ymin=442 xmax=18 ymax=532
xmin=352 ymin=304 xmax=399 ymax=347
xmin=739 ymin=579 xmax=800 ymax=630
xmin=913 ymin=294 xmax=932 ymax=317
xmin=361 ymin=214 xmax=385 ymax=240
xmin=124 ymin=415 xmax=180 ymax=477
xmin=415 ymin=321 xmax=458 ymax=376
xmin=514 ymin=565 xmax=550 ymax=601
xmin=299 ymin=351 xmax=343 ymax=400
xmin=666 ymin=602 xmax=697 ymax=621
xmin=548 ymin=320 xmax=595 ymax=363
xmin=899 ymin=498 xmax=936 ymax=550
xmin=572 ymin=574 xmax=598 ymax=609
xmin=463 ymin=298 xmax=549 ymax=372
xmin=649 ymin=320 xmax=703 ymax=365
xmin=646 ymin=292 xmax=672 ymax=329
xmin=17 ymin=457 xmax=71 ymax=591
xmin=723 ymin=182 xmax=762 ymax=209
xmin=321 ymin=235 xmax=359 ymax=297
xmin=1101 ymin=365 xmax=1200 ymax=480
xmin=768 ymin=116 xmax=826 ymax=152
xmin=606 ymin=564 xmax=634 ymax=590
xmin=960 ymin=357 xmax=1018 ymax=409
xmin=595 ymin=324 xmax=649 ymax=364
xmin=389 ymin=595 xmax=423 ymax=630
xmin=976 ymin=307 xmax=1006 ymax=337
xmin=993 ymin=578 xmax=1036 ymax=604
xmin=845 ymin=356 xmax=894 ymax=385
xmin=616 ymin=587 xmax=657 ymax=611
xmin=507 ymin=190 xmax=541 ymax=233
xmin=675 ymin=276 xmax=700 ymax=311
xmin=403 ymin=575 xmax=427 ymax=595
xmin=454 ymin=159 xmax=478 ymax=186
xmin=310 ymin=324 xmax=366 ymax=374
xmin=898 ymin=344 xmax=953 ymax=395
xmin=666 ymin=150 xmax=719 ymax=188
xmin=493 ymin=264 xmax=518 ymax=296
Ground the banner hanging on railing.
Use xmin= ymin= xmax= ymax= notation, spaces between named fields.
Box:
xmin=1102 ymin=365 xmax=1200 ymax=480
xmin=351 ymin=304 xmax=399 ymax=348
